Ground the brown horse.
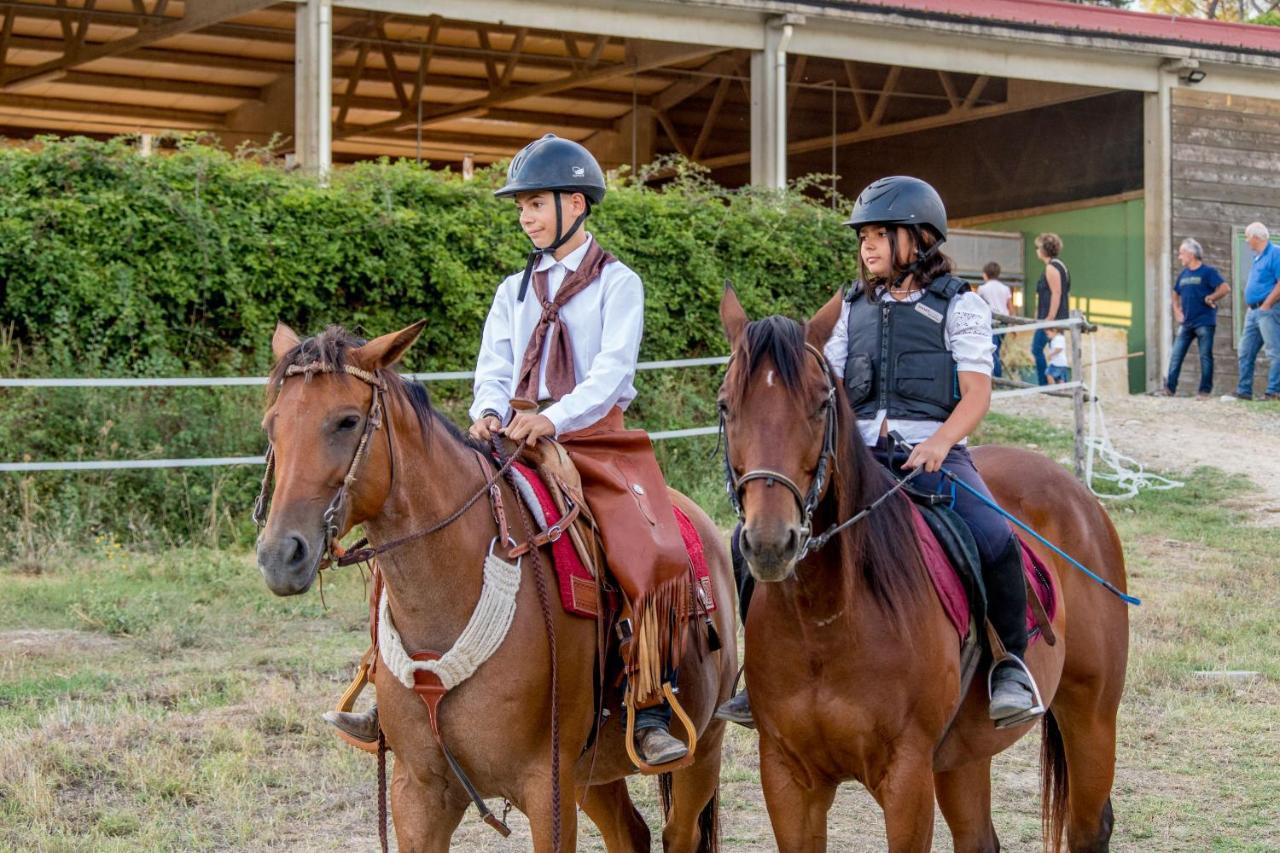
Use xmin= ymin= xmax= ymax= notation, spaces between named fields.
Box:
xmin=717 ymin=288 xmax=1129 ymax=852
xmin=254 ymin=321 xmax=736 ymax=852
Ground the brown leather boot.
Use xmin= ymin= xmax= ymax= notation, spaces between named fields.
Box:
xmin=638 ymin=725 xmax=688 ymax=766
xmin=323 ymin=704 xmax=379 ymax=743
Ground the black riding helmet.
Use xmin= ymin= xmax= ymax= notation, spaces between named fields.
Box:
xmin=844 ymin=175 xmax=948 ymax=241
xmin=496 ymin=134 xmax=607 ymax=300
xmin=845 ymin=176 xmax=948 ymax=289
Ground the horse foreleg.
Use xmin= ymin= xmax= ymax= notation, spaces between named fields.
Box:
xmin=934 ymin=756 xmax=998 ymax=853
xmin=660 ymin=722 xmax=725 ymax=853
xmin=580 ymin=779 xmax=650 ymax=853
xmin=524 ymin=760 xmax=580 ymax=853
xmin=872 ymin=750 xmax=937 ymax=853
xmin=760 ymin=734 xmax=838 ymax=853
xmin=390 ymin=759 xmax=466 ymax=853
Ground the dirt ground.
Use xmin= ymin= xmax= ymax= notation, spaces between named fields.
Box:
xmin=993 ymin=392 xmax=1280 ymax=522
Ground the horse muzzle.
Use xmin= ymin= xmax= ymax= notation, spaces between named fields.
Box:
xmin=739 ymin=522 xmax=803 ymax=582
xmin=256 ymin=528 xmax=322 ymax=596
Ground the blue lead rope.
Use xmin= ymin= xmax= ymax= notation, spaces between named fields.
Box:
xmin=886 ymin=431 xmax=1140 ymax=607
xmin=941 ymin=472 xmax=1141 ymax=607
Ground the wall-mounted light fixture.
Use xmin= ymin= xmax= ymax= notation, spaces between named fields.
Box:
xmin=1163 ymin=57 xmax=1207 ymax=85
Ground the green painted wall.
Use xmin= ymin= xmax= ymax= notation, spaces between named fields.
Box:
xmin=973 ymin=198 xmax=1147 ymax=391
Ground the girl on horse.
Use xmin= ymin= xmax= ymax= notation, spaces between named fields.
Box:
xmin=327 ymin=134 xmax=693 ymax=768
xmin=718 ymin=175 xmax=1041 ymax=727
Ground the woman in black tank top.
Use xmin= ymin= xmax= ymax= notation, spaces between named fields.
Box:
xmin=1032 ymin=233 xmax=1070 ymax=384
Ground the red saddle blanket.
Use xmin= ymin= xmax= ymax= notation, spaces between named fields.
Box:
xmin=910 ymin=505 xmax=1057 ymax=644
xmin=511 ymin=461 xmax=715 ymax=618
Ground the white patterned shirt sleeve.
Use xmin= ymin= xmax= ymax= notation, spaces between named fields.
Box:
xmin=945 ymin=291 xmax=995 ymax=376
xmin=824 ymin=299 xmax=850 ymax=380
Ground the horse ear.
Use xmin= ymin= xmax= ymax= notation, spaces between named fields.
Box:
xmin=720 ymin=283 xmax=748 ymax=347
xmin=352 ymin=320 xmax=428 ymax=371
xmin=272 ymin=322 xmax=301 ymax=363
xmin=805 ymin=289 xmax=844 ymax=349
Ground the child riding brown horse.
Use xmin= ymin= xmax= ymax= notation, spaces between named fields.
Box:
xmin=717 ymin=287 xmax=1130 ymax=852
xmin=255 ymin=321 xmax=736 ymax=852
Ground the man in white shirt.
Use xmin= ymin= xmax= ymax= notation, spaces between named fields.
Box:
xmin=977 ymin=262 xmax=1012 ymax=378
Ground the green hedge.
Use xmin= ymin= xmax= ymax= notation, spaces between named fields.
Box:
xmin=0 ymin=138 xmax=856 ymax=555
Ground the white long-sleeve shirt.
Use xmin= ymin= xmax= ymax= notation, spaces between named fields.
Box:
xmin=469 ymin=234 xmax=643 ymax=436
xmin=823 ymin=287 xmax=995 ymax=447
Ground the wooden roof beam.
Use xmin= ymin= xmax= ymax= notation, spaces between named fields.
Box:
xmin=0 ymin=90 xmax=225 ymax=127
xmin=700 ymin=86 xmax=1106 ymax=171
xmin=48 ymin=69 xmax=262 ymax=101
xmin=0 ymin=0 xmax=277 ymax=90
xmin=337 ymin=40 xmax=723 ymax=140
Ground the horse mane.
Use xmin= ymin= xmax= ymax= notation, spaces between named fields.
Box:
xmin=731 ymin=315 xmax=930 ymax=618
xmin=267 ymin=325 xmax=483 ymax=453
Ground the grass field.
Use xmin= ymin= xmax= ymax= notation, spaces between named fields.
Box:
xmin=2 ymin=413 xmax=1277 ymax=851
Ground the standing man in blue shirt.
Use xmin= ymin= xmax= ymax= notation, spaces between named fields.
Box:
xmin=1155 ymin=238 xmax=1229 ymax=398
xmin=1233 ymin=222 xmax=1280 ymax=401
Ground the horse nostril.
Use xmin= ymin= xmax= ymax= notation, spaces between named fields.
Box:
xmin=739 ymin=529 xmax=755 ymax=559
xmin=287 ymin=534 xmax=308 ymax=568
xmin=784 ymin=527 xmax=799 ymax=557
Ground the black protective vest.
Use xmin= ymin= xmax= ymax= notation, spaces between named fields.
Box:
xmin=843 ymin=275 xmax=967 ymax=421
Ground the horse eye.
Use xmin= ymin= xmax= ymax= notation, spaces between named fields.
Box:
xmin=336 ymin=415 xmax=360 ymax=431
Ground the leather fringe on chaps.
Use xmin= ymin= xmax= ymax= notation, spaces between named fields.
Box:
xmin=558 ymin=407 xmax=693 ymax=707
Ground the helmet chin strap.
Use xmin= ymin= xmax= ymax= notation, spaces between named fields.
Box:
xmin=517 ymin=191 xmax=591 ymax=302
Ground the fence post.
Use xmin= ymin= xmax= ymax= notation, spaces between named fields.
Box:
xmin=1070 ymin=310 xmax=1086 ymax=480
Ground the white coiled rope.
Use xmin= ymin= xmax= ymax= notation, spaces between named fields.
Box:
xmin=378 ymin=543 xmax=522 ymax=691
xmin=1084 ymin=334 xmax=1184 ymax=501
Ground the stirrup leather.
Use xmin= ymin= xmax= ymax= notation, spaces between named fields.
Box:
xmin=987 ymin=654 xmax=1046 ymax=730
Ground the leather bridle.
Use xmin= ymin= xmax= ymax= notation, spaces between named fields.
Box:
xmin=722 ymin=342 xmax=838 ymax=554
xmin=254 ymin=362 xmax=388 ymax=570
xmin=721 ymin=341 xmax=919 ymax=558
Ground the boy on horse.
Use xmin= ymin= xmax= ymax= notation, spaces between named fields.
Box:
xmin=327 ymin=134 xmax=694 ymax=768
xmin=718 ymin=175 xmax=1042 ymax=728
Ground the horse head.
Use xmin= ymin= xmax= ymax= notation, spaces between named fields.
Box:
xmin=255 ymin=320 xmax=426 ymax=596
xmin=718 ymin=286 xmax=844 ymax=582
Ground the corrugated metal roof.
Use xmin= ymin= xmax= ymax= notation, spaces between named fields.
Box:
xmin=816 ymin=0 xmax=1280 ymax=56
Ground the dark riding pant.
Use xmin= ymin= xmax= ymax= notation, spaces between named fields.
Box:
xmin=871 ymin=438 xmax=1028 ymax=659
xmin=870 ymin=439 xmax=1014 ymax=566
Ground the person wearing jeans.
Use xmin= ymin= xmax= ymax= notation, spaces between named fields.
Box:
xmin=1157 ymin=238 xmax=1228 ymax=398
xmin=1166 ymin=324 xmax=1217 ymax=396
xmin=1032 ymin=233 xmax=1070 ymax=386
xmin=1234 ymin=222 xmax=1280 ymax=401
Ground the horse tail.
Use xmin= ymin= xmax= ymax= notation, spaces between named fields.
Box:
xmin=657 ymin=771 xmax=673 ymax=816
xmin=1040 ymin=709 xmax=1069 ymax=852
xmin=696 ymin=785 xmax=720 ymax=853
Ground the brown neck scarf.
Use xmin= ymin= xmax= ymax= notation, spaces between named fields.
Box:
xmin=512 ymin=238 xmax=617 ymax=405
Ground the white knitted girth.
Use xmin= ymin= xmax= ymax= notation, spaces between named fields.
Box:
xmin=378 ymin=540 xmax=522 ymax=691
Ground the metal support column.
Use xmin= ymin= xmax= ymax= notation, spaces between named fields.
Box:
xmin=750 ymin=15 xmax=801 ymax=189
xmin=295 ymin=0 xmax=332 ymax=174
xmin=1142 ymin=71 xmax=1173 ymax=390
